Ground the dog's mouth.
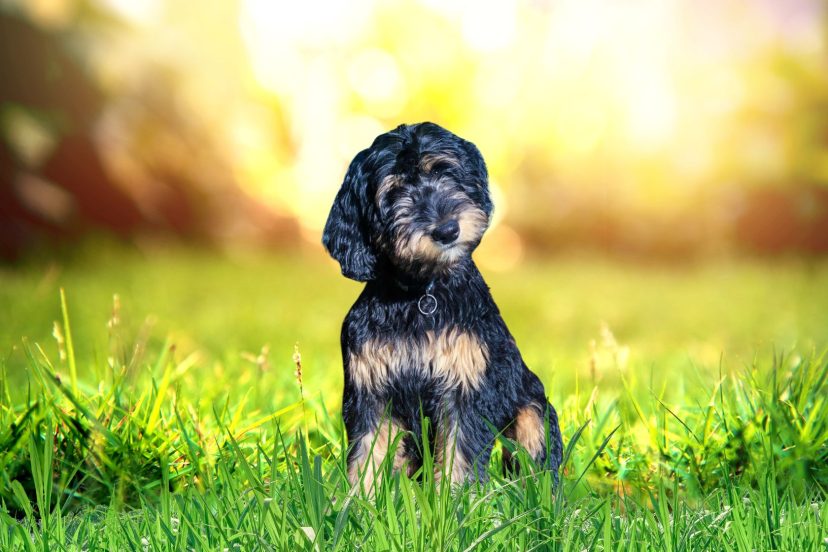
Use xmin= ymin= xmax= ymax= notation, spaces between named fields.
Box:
xmin=430 ymin=237 xmax=467 ymax=264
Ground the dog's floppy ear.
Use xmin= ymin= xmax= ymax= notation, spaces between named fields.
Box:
xmin=460 ymin=139 xmax=494 ymax=218
xmin=322 ymin=150 xmax=378 ymax=281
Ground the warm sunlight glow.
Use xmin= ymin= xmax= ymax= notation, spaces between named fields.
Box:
xmin=228 ymin=0 xmax=825 ymax=234
xmin=12 ymin=0 xmax=822 ymax=248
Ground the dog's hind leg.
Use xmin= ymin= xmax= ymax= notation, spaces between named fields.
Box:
xmin=538 ymin=402 xmax=564 ymax=474
xmin=503 ymin=401 xmax=563 ymax=477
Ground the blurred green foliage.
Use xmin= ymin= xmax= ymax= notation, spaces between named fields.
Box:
xmin=2 ymin=243 xmax=827 ymax=404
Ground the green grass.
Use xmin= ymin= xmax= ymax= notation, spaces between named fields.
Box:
xmin=1 ymin=242 xmax=827 ymax=550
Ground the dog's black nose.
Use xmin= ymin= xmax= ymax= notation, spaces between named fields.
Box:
xmin=431 ymin=219 xmax=460 ymax=244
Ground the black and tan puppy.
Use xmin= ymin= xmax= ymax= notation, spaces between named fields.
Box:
xmin=323 ymin=122 xmax=562 ymax=490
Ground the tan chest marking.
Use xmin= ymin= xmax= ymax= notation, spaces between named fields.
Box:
xmin=349 ymin=328 xmax=488 ymax=392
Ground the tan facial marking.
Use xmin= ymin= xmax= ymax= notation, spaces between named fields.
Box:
xmin=348 ymin=418 xmax=409 ymax=494
xmin=407 ymin=232 xmax=444 ymax=262
xmin=419 ymin=153 xmax=459 ymax=174
xmin=510 ymin=405 xmax=545 ymax=459
xmin=349 ymin=330 xmax=489 ymax=392
xmin=376 ymin=174 xmax=402 ymax=202
xmin=457 ymin=207 xmax=489 ymax=245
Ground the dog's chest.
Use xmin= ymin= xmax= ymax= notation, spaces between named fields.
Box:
xmin=348 ymin=327 xmax=488 ymax=392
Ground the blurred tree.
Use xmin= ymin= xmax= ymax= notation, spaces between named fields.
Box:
xmin=0 ymin=9 xmax=297 ymax=260
xmin=0 ymin=12 xmax=144 ymax=258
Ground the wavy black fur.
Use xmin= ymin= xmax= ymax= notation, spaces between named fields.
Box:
xmin=323 ymin=122 xmax=563 ymax=484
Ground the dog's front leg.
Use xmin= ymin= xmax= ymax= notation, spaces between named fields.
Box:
xmin=347 ymin=419 xmax=407 ymax=494
xmin=434 ymin=404 xmax=494 ymax=485
xmin=343 ymin=387 xmax=408 ymax=493
xmin=343 ymin=384 xmax=380 ymax=491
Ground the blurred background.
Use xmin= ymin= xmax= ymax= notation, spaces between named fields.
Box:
xmin=2 ymin=0 xmax=827 ymax=265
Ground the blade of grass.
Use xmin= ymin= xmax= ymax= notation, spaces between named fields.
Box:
xmin=59 ymin=288 xmax=78 ymax=396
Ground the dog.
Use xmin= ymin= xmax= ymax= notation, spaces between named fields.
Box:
xmin=323 ymin=122 xmax=563 ymax=491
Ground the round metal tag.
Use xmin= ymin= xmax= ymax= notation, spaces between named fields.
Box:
xmin=417 ymin=293 xmax=437 ymax=316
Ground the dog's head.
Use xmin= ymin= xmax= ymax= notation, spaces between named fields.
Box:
xmin=323 ymin=122 xmax=493 ymax=282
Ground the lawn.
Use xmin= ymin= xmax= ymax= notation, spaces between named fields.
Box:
xmin=1 ymin=242 xmax=827 ymax=550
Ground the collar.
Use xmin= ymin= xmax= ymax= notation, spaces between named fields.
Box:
xmin=391 ymin=271 xmax=431 ymax=293
xmin=393 ymin=277 xmax=423 ymax=293
xmin=392 ymin=276 xmax=438 ymax=316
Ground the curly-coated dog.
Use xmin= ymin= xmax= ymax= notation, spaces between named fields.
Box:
xmin=323 ymin=122 xmax=563 ymax=491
